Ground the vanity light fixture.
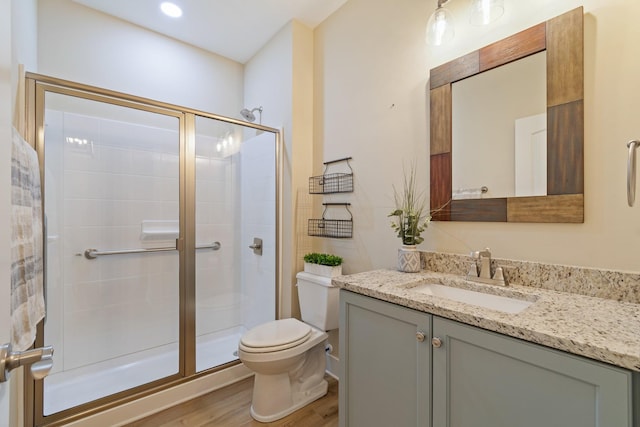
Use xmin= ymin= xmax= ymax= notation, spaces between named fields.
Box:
xmin=426 ymin=0 xmax=505 ymax=46
xmin=426 ymin=0 xmax=455 ymax=46
xmin=160 ymin=2 xmax=183 ymax=18
xmin=469 ymin=0 xmax=504 ymax=26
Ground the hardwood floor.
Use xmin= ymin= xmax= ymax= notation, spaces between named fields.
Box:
xmin=126 ymin=375 xmax=339 ymax=427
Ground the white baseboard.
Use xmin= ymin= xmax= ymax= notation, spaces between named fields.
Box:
xmin=326 ymin=353 xmax=340 ymax=380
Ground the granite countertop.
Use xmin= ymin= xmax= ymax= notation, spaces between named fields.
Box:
xmin=333 ymin=269 xmax=640 ymax=372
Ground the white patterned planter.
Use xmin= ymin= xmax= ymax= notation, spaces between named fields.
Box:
xmin=397 ymin=245 xmax=421 ymax=273
xmin=304 ymin=262 xmax=342 ymax=277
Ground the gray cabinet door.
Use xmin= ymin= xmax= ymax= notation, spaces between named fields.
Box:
xmin=339 ymin=290 xmax=431 ymax=427
xmin=432 ymin=317 xmax=635 ymax=427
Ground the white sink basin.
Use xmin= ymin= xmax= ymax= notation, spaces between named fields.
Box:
xmin=409 ymin=283 xmax=533 ymax=314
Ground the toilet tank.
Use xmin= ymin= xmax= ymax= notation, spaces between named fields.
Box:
xmin=296 ymin=272 xmax=339 ymax=331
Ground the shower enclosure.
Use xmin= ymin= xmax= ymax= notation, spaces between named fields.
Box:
xmin=27 ymin=75 xmax=280 ymax=425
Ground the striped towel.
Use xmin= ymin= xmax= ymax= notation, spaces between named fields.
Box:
xmin=11 ymin=127 xmax=45 ymax=351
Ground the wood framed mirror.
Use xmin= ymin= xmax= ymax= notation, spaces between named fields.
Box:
xmin=429 ymin=7 xmax=583 ymax=223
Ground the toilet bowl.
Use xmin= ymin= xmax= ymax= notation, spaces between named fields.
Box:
xmin=238 ymin=272 xmax=338 ymax=422
xmin=238 ymin=318 xmax=328 ymax=422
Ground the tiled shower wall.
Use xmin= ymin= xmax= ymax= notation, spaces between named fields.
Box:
xmin=45 ymin=110 xmax=242 ymax=373
xmin=194 ymin=130 xmax=276 ymax=339
xmin=194 ymin=129 xmax=239 ymax=336
xmin=240 ymin=132 xmax=277 ymax=330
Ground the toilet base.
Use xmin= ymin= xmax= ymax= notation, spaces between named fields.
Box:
xmin=239 ymin=323 xmax=330 ymax=423
xmin=250 ymin=378 xmax=328 ymax=423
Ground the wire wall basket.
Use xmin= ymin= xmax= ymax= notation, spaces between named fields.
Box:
xmin=308 ymin=203 xmax=353 ymax=239
xmin=309 ymin=157 xmax=353 ymax=194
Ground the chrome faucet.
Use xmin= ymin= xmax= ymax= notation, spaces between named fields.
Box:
xmin=472 ymin=248 xmax=492 ymax=279
xmin=466 ymin=248 xmax=507 ymax=286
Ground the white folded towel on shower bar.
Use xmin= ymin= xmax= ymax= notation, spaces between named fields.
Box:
xmin=11 ymin=127 xmax=45 ymax=351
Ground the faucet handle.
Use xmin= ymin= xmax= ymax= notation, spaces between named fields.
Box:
xmin=466 ymin=262 xmax=479 ymax=278
xmin=492 ymin=266 xmax=508 ymax=285
xmin=470 ymin=247 xmax=491 ymax=259
xmin=479 ymin=247 xmax=491 ymax=258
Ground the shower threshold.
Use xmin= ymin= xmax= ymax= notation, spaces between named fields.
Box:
xmin=43 ymin=328 xmax=243 ymax=416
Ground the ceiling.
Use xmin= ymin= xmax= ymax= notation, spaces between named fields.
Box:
xmin=73 ymin=0 xmax=348 ymax=64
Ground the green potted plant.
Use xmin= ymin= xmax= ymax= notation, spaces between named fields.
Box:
xmin=388 ymin=164 xmax=430 ymax=272
xmin=303 ymin=252 xmax=343 ymax=277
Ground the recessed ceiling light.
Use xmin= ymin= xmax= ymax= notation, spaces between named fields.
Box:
xmin=160 ymin=2 xmax=182 ymax=18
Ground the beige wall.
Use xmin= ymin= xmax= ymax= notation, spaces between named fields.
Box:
xmin=314 ymin=0 xmax=640 ymax=273
xmin=5 ymin=0 xmax=38 ymax=424
xmin=1 ymin=0 xmax=14 ymax=423
xmin=38 ymin=0 xmax=244 ymax=117
xmin=244 ymin=21 xmax=314 ymax=318
xmin=313 ymin=0 xmax=431 ymax=273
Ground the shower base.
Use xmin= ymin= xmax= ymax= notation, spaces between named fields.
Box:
xmin=43 ymin=327 xmax=243 ymax=416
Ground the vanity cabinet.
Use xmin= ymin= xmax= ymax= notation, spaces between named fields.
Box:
xmin=432 ymin=317 xmax=635 ymax=427
xmin=339 ymin=290 xmax=431 ymax=427
xmin=339 ymin=290 xmax=637 ymax=427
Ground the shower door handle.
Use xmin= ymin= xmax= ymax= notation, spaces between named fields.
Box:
xmin=0 ymin=343 xmax=54 ymax=382
xmin=249 ymin=238 xmax=263 ymax=256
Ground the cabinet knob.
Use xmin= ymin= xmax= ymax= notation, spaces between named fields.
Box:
xmin=416 ymin=332 xmax=426 ymax=342
xmin=431 ymin=337 xmax=442 ymax=348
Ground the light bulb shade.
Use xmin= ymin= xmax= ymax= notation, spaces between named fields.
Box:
xmin=426 ymin=7 xmax=455 ymax=46
xmin=469 ymin=0 xmax=504 ymax=26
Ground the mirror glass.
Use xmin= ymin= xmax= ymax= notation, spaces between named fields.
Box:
xmin=452 ymin=51 xmax=546 ymax=199
xmin=429 ymin=6 xmax=583 ymax=223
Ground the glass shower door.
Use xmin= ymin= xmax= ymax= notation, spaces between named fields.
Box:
xmin=41 ymin=91 xmax=182 ymax=415
xmin=194 ymin=115 xmax=277 ymax=372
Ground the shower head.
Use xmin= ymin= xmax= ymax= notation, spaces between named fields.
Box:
xmin=240 ymin=106 xmax=263 ymax=123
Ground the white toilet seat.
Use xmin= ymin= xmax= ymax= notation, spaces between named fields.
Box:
xmin=240 ymin=318 xmax=312 ymax=353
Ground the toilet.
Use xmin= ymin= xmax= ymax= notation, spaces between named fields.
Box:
xmin=238 ymin=271 xmax=339 ymax=422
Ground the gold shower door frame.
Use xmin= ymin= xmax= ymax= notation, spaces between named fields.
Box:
xmin=24 ymin=73 xmax=282 ymax=427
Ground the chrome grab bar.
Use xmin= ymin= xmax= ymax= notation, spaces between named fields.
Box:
xmin=196 ymin=242 xmax=221 ymax=251
xmin=81 ymin=242 xmax=222 ymax=260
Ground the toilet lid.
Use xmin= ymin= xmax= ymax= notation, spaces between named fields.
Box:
xmin=240 ymin=318 xmax=312 ymax=352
